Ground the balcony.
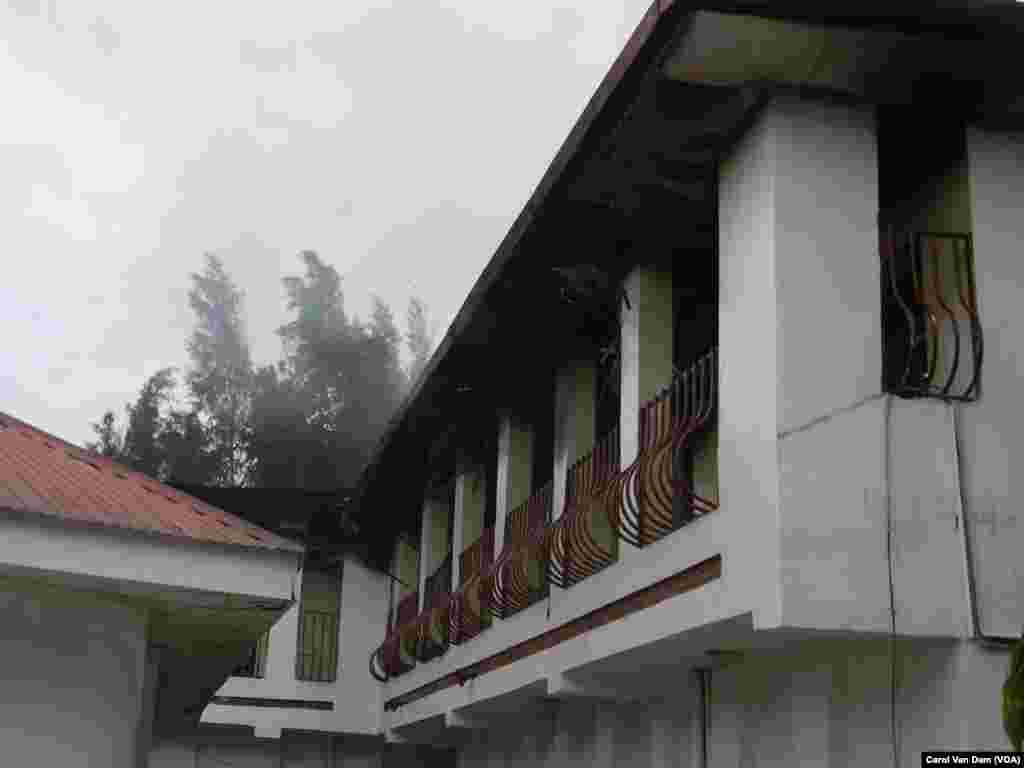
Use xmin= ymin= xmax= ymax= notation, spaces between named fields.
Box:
xmin=295 ymin=608 xmax=340 ymax=683
xmin=370 ymin=591 xmax=419 ymax=682
xmin=881 ymin=231 xmax=981 ymax=401
xmin=416 ymin=554 xmax=453 ymax=662
xmin=371 ymin=349 xmax=722 ymax=706
xmin=450 ymin=527 xmax=495 ymax=645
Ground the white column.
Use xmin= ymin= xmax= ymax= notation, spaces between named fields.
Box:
xmin=417 ymin=499 xmax=432 ymax=610
xmin=452 ymin=474 xmax=467 ymax=590
xmin=552 ymin=361 xmax=597 ymax=519
xmin=619 ymin=266 xmax=674 ymax=473
xmin=718 ymin=96 xmax=878 ymax=628
xmin=494 ymin=416 xmax=532 ymax=554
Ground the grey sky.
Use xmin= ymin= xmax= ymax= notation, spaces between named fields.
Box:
xmin=1 ymin=0 xmax=646 ymax=447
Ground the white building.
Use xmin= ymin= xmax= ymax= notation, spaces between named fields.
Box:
xmin=350 ymin=2 xmax=1024 ymax=765
xmin=51 ymin=2 xmax=1022 ymax=765
xmin=148 ymin=488 xmax=456 ymax=767
xmin=0 ymin=412 xmax=302 ymax=768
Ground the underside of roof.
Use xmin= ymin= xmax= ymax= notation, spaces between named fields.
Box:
xmin=355 ymin=0 xmax=1024 ymax=538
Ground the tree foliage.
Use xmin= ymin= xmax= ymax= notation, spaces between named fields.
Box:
xmin=406 ymin=296 xmax=433 ymax=388
xmin=121 ymin=367 xmax=177 ymax=478
xmin=90 ymin=250 xmax=435 ymax=490
xmin=186 ymin=253 xmax=253 ymax=486
xmin=88 ymin=410 xmax=124 ymax=459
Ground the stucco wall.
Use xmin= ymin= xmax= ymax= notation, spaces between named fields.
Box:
xmin=771 ymin=98 xmax=880 ymax=436
xmin=0 ymin=513 xmax=299 ymax=605
xmin=961 ymin=127 xmax=1024 ymax=638
xmin=717 ymin=98 xmax=782 ymax=628
xmin=204 ymin=555 xmax=389 ymax=736
xmin=455 ymin=637 xmax=1011 ymax=768
xmin=150 ymin=730 xmax=456 ymax=767
xmin=0 ymin=583 xmax=149 ymax=768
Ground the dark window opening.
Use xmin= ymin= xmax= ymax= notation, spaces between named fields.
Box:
xmin=878 ymin=105 xmax=982 ymax=401
xmin=671 ymin=253 xmax=719 ymax=530
xmin=295 ymin=561 xmax=342 ymax=683
xmin=233 ymin=632 xmax=269 ymax=678
xmin=595 ymin=344 xmax=620 ymax=441
xmin=484 ymin=428 xmax=498 ymax=531
xmin=530 ymin=378 xmax=555 ymax=497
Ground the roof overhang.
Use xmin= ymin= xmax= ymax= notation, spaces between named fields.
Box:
xmin=0 ymin=511 xmax=301 ymax=735
xmin=355 ymin=0 xmax=1024 ymax=534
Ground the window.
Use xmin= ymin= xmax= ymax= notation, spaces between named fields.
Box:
xmin=878 ymin=105 xmax=982 ymax=401
xmin=295 ymin=560 xmax=341 ymax=683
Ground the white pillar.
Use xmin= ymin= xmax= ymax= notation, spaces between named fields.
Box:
xmin=417 ymin=499 xmax=432 ymax=610
xmin=452 ymin=474 xmax=466 ymax=590
xmin=494 ymin=416 xmax=532 ymax=555
xmin=718 ymin=95 xmax=878 ymax=629
xmin=619 ymin=266 xmax=674 ymax=472
xmin=552 ymin=361 xmax=597 ymax=519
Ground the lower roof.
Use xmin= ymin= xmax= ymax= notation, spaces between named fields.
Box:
xmin=0 ymin=412 xmax=303 ymax=554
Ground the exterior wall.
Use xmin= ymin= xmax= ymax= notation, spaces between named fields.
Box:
xmin=151 ymin=729 xmax=456 ymax=767
xmin=717 ymin=98 xmax=783 ymax=630
xmin=621 ymin=265 xmax=675 ymax=455
xmin=771 ymin=97 xmax=880 ymax=436
xmin=0 ymin=513 xmax=299 ymax=606
xmin=458 ymin=691 xmax=700 ymax=768
xmin=961 ymin=127 xmax=1024 ymax=638
xmin=552 ymin=361 xmax=595 ymax=519
xmin=779 ymin=396 xmax=971 ymax=637
xmin=455 ymin=637 xmax=1012 ymax=767
xmin=396 ymin=538 xmax=419 ymax=601
xmin=462 ymin=467 xmax=486 ymax=551
xmin=495 ymin=416 xmax=532 ymax=553
xmin=725 ymin=96 xmax=988 ymax=639
xmin=204 ymin=555 xmax=390 ymax=736
xmin=0 ymin=582 xmax=149 ymax=768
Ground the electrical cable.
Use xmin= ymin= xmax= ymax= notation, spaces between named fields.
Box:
xmin=884 ymin=393 xmax=900 ymax=768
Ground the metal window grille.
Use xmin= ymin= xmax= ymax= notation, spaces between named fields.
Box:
xmin=296 ymin=608 xmax=340 ymax=683
xmin=881 ymin=231 xmax=982 ymax=401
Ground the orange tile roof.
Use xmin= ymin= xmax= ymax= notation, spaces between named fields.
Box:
xmin=0 ymin=412 xmax=303 ymax=553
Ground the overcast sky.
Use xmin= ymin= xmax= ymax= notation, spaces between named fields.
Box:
xmin=1 ymin=0 xmax=647 ymax=447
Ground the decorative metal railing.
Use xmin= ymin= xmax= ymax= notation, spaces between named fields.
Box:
xmin=449 ymin=526 xmax=495 ymax=645
xmin=881 ymin=232 xmax=982 ymax=401
xmin=544 ymin=428 xmax=620 ymax=588
xmin=369 ymin=349 xmax=720 ymax=682
xmin=369 ymin=591 xmax=419 ymax=682
xmin=416 ymin=554 xmax=453 ymax=661
xmin=619 ymin=347 xmax=718 ymax=547
xmin=296 ymin=608 xmax=340 ymax=683
xmin=488 ymin=483 xmax=552 ymax=618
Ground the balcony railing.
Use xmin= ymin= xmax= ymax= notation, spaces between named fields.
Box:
xmin=449 ymin=527 xmax=495 ymax=645
xmin=489 ymin=482 xmax=552 ymax=618
xmin=544 ymin=428 xmax=620 ymax=588
xmin=416 ymin=554 xmax=453 ymax=662
xmin=620 ymin=346 xmax=718 ymax=547
xmin=370 ymin=591 xmax=420 ymax=682
xmin=881 ymin=232 xmax=982 ymax=401
xmin=370 ymin=347 xmax=720 ymax=683
xmin=296 ymin=608 xmax=339 ymax=683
